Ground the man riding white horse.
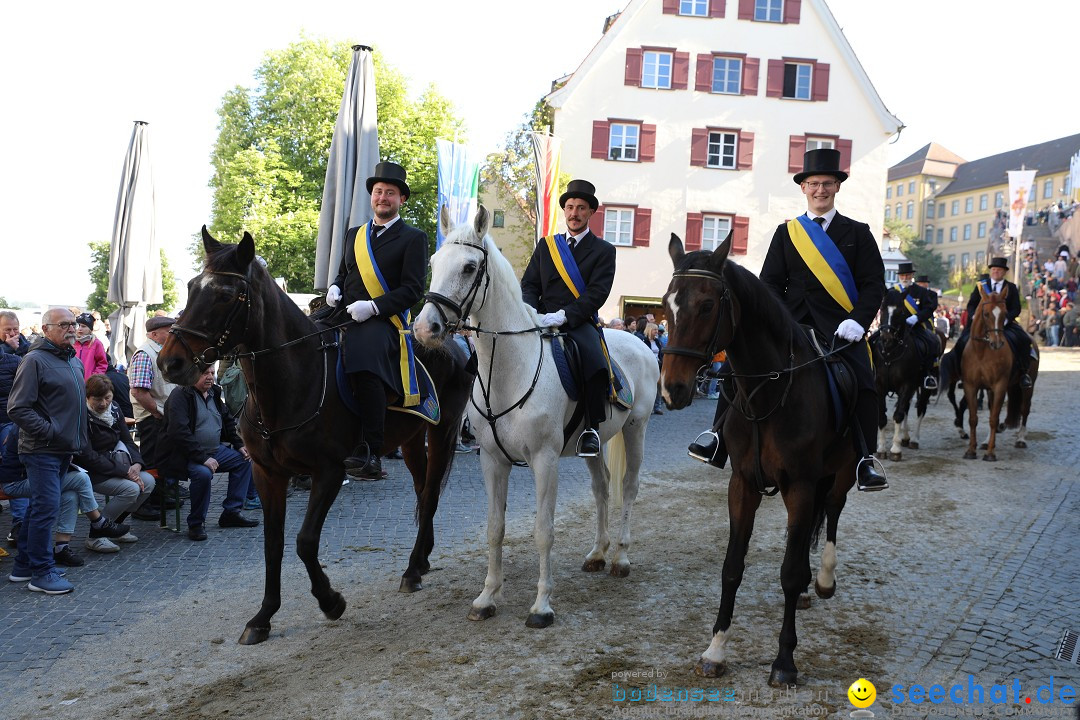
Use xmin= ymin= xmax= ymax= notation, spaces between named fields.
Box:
xmin=892 ymin=262 xmax=940 ymax=390
xmin=520 ymin=179 xmax=615 ymax=457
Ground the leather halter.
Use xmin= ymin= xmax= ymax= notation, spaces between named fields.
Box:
xmin=169 ymin=270 xmax=251 ymax=370
xmin=423 ymin=239 xmax=490 ymax=333
xmin=663 ymin=268 xmax=734 ymax=364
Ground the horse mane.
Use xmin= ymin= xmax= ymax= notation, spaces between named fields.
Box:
xmin=720 ymin=259 xmax=800 ymax=338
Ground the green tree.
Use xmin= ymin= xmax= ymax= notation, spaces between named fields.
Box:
xmin=885 ymin=218 xmax=947 ymax=287
xmin=86 ymin=240 xmax=179 ymax=317
xmin=205 ymin=37 xmax=466 ymax=290
xmin=0 ymin=297 xmax=17 ymax=309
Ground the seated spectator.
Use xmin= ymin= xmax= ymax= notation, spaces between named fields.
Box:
xmin=0 ymin=310 xmax=30 ymax=357
xmin=75 ymin=374 xmax=155 ymax=542
xmin=73 ymin=313 xmax=108 ymax=380
xmin=162 ymin=364 xmax=258 ymax=542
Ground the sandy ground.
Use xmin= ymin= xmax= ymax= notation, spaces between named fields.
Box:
xmin=6 ymin=350 xmax=1077 ymax=720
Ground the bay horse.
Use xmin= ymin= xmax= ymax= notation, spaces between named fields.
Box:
xmin=660 ymin=233 xmax=859 ymax=687
xmin=412 ymin=206 xmax=658 ymax=628
xmin=960 ymin=285 xmax=1038 ymax=460
xmin=158 ymin=227 xmax=473 ymax=644
xmin=871 ymin=287 xmax=942 ymax=460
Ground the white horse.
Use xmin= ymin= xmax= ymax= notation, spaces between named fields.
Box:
xmin=412 ymin=205 xmax=659 ymax=628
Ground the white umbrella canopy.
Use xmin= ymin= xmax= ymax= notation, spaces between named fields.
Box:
xmin=314 ymin=44 xmax=380 ymax=291
xmin=107 ymin=121 xmax=162 ymax=368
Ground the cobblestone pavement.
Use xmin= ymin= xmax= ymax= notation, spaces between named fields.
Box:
xmin=1 ymin=349 xmax=1078 ymax=719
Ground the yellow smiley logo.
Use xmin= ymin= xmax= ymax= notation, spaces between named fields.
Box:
xmin=848 ymin=678 xmax=877 ymax=708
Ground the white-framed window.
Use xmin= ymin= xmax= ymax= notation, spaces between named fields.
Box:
xmin=895 ymin=203 xmax=901 ymax=218
xmin=949 ymin=227 xmax=957 ymax=242
xmin=754 ymin=0 xmax=782 ymax=22
xmin=950 ymin=200 xmax=959 ymax=216
xmin=782 ymin=63 xmax=812 ymax=99
xmin=965 ymin=197 xmax=973 ymax=213
xmin=906 ymin=201 xmax=914 ymax=220
xmin=961 ymin=252 xmax=970 ymax=268
xmin=936 ymin=228 xmax=944 ymax=244
xmin=938 ymin=203 xmax=946 ymax=219
xmin=680 ymin=0 xmax=708 ymax=16
xmin=707 ymin=131 xmax=737 ymax=169
xmin=608 ymin=123 xmax=639 ymax=162
xmin=604 ymin=207 xmax=635 ymax=247
xmin=702 ymin=214 xmax=733 ymax=251
xmin=886 ymin=187 xmax=892 ymax=199
xmin=924 ymin=227 xmax=933 ymax=244
xmin=897 ymin=184 xmax=904 ymax=197
xmin=712 ymin=56 xmax=742 ymax=94
xmin=805 ymin=137 xmax=834 ymax=151
xmin=927 ymin=200 xmax=936 ymax=217
xmin=642 ymin=51 xmax=672 ymax=89
xmin=979 ymin=194 xmax=988 ymax=211
xmin=963 ymin=224 xmax=971 ymax=241
xmin=994 ymin=191 xmax=1004 ymax=209
xmin=884 ymin=206 xmax=892 ymax=219
xmin=976 ymin=251 xmax=985 ymax=267
xmin=977 ymin=222 xmax=986 ymax=238
xmin=1044 ymin=179 xmax=1054 ymax=199
xmin=908 ymin=181 xmax=916 ymax=195
xmin=947 ymin=254 xmax=956 ymax=268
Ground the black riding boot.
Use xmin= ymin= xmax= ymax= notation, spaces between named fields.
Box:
xmin=854 ymin=390 xmax=888 ymax=492
xmin=576 ymin=373 xmax=606 ymax=457
xmin=688 ymin=374 xmax=730 ymax=468
xmin=345 ymin=372 xmax=386 ymax=479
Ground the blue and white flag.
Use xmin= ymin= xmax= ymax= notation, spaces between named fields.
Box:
xmin=436 ymin=139 xmax=480 ymax=249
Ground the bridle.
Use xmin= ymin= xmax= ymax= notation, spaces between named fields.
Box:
xmin=972 ymin=305 xmax=1007 ymax=350
xmin=663 ymin=268 xmax=735 ymax=364
xmin=169 ymin=270 xmax=252 ymax=371
xmin=422 ymin=239 xmax=491 ymax=333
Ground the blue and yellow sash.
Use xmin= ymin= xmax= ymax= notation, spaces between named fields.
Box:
xmin=354 ymin=222 xmax=419 ymax=407
xmin=787 ymin=216 xmax=858 ymax=313
xmin=891 ymin=283 xmax=919 ymax=316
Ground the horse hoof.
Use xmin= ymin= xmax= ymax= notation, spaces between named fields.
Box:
xmin=963 ymin=451 xmax=977 ymax=460
xmin=1015 ymin=440 xmax=1027 ymax=449
xmin=768 ymin=667 xmax=798 ymax=688
xmin=908 ymin=441 xmax=919 ymax=450
xmin=238 ymin=626 xmax=270 ymax=645
xmin=797 ymin=593 xmax=811 ymax=610
xmin=582 ymin=558 xmax=606 ymax=572
xmin=874 ymin=452 xmax=886 ymax=460
xmin=399 ymin=576 xmax=423 ymax=593
xmin=525 ymin=612 xmax=555 ymax=629
xmin=322 ymin=593 xmax=347 ymax=620
xmin=983 ymin=453 xmax=996 ymax=462
xmin=814 ymin=580 xmax=836 ymax=599
xmin=695 ymin=659 xmax=727 ymax=678
xmin=900 ymin=438 xmax=910 ymax=448
xmin=610 ymin=563 xmax=630 ymax=579
xmin=468 ymin=605 xmax=497 ymax=622
xmin=888 ymin=452 xmax=902 ymax=462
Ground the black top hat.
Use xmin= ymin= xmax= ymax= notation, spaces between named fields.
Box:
xmin=366 ymin=161 xmax=410 ymax=199
xmin=75 ymin=312 xmax=95 ymax=329
xmin=915 ymin=274 xmax=930 ymax=283
xmin=559 ymin=179 xmax=599 ymax=210
xmin=897 ymin=262 xmax=914 ymax=276
xmin=793 ymin=148 xmax=848 ymax=185
xmin=988 ymin=256 xmax=1009 ymax=270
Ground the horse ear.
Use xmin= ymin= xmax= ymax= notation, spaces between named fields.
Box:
xmin=978 ymin=284 xmax=988 ymax=300
xmin=668 ymin=233 xmax=685 ymax=267
xmin=440 ymin=204 xmax=453 ymax=238
xmin=202 ymin=225 xmax=222 ymax=255
xmin=237 ymin=232 xmax=256 ymax=268
xmin=710 ymin=230 xmax=733 ymax=269
xmin=474 ymin=204 xmax=491 ymax=238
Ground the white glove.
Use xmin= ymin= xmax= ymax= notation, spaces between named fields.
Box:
xmin=835 ymin=319 xmax=865 ymax=342
xmin=326 ymin=285 xmax=342 ymax=307
xmin=905 ymin=315 xmax=918 ymax=326
xmin=347 ymin=300 xmax=377 ymax=323
xmin=539 ymin=310 xmax=566 ymax=328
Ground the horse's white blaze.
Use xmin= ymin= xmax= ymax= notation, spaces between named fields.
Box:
xmin=196 ymin=273 xmax=215 ymax=290
xmin=816 ymin=540 xmax=837 ymax=591
xmin=701 ymin=628 xmax=730 ymax=664
xmin=667 ymin=293 xmax=680 ymax=328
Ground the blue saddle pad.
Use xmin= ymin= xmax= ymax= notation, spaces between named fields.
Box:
xmin=334 ymin=330 xmax=440 ymax=425
xmin=549 ymin=334 xmax=632 ymax=410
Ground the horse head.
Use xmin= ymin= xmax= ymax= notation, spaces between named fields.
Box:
xmin=661 ymin=231 xmax=737 ymax=409
xmin=876 ymin=287 xmax=909 ymax=352
xmin=971 ymin=283 xmax=1008 ymax=350
xmin=159 ymin=226 xmax=263 ymax=386
xmin=413 ymin=204 xmax=493 ymax=346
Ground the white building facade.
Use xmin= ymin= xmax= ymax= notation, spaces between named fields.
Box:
xmin=546 ymin=0 xmax=902 ymax=322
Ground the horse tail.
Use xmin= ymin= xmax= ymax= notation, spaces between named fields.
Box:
xmin=808 ymin=475 xmax=833 ymax=552
xmin=604 ymin=430 xmax=627 ymax=510
xmin=1003 ymin=385 xmax=1023 ymax=429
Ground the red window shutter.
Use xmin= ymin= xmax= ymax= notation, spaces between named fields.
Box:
xmin=696 ymin=54 xmax=713 ymax=92
xmin=589 ymin=205 xmax=605 ymax=237
xmin=640 ymin=124 xmax=657 ymax=162
xmin=633 ymin=208 xmax=652 ymax=247
xmin=742 ymin=57 xmax=760 ymax=95
xmin=625 ymin=49 xmax=643 ymax=87
xmin=685 ymin=213 xmax=704 ymax=251
xmin=738 ymin=0 xmax=754 ymax=20
xmin=690 ymin=128 xmax=708 ymax=167
xmin=732 ymin=215 xmax=749 ymax=255
xmin=673 ymin=51 xmax=690 ymax=90
xmin=766 ymin=59 xmax=784 ymax=98
xmin=709 ymin=0 xmax=725 ymax=17
xmin=592 ymin=120 xmax=611 ymax=159
xmin=662 ymin=0 xmax=679 ymax=13
xmin=788 ymin=135 xmax=807 ymax=173
xmin=812 ymin=62 xmax=830 ymax=101
xmin=783 ymin=0 xmax=802 ymax=23
xmin=737 ymin=131 xmax=755 ymax=170
xmin=836 ymin=138 xmax=853 ymax=173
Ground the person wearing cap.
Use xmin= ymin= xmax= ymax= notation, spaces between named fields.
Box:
xmin=127 ymin=315 xmax=179 ymax=513
xmin=72 ymin=312 xmax=108 ymax=380
xmin=689 ymin=149 xmax=887 ymax=491
xmin=892 ymin=263 xmax=940 ymax=390
xmin=957 ymin=257 xmax=1032 ymax=387
xmin=520 ymin=179 xmax=616 ymax=457
xmin=324 ymin=161 xmax=428 ymax=480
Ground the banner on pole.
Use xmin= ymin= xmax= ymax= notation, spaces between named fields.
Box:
xmin=1007 ymin=169 xmax=1037 ymax=238
xmin=530 ymin=132 xmax=562 ymax=244
xmin=436 ymin=139 xmax=480 ymax=249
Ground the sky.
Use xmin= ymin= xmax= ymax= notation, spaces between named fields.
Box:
xmin=2 ymin=0 xmax=1077 ymax=309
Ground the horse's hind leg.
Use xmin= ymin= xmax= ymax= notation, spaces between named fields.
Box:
xmin=816 ymin=467 xmax=852 ymax=599
xmin=582 ymin=452 xmax=609 ymax=573
xmin=771 ymin=480 xmax=817 ymax=687
xmin=697 ymin=473 xmax=761 ymax=678
xmin=602 ymin=425 xmax=645 ymax=578
xmin=909 ymin=387 xmax=930 ymax=449
xmin=468 ymin=454 xmax=510 ymax=623
xmin=295 ymin=464 xmax=348 ymax=621
xmin=240 ymin=462 xmax=290 ymax=645
xmin=399 ymin=427 xmax=433 ymax=593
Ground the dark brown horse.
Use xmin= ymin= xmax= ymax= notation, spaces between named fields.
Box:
xmin=960 ymin=285 xmax=1038 ymax=460
xmin=660 ymin=234 xmax=858 ymax=687
xmin=158 ymin=228 xmax=473 ymax=644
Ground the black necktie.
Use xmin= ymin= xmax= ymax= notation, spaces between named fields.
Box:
xmin=372 ymin=223 xmax=385 ymax=236
xmin=813 ymin=217 xmax=825 ymax=227
xmin=567 ymin=235 xmax=576 ymax=250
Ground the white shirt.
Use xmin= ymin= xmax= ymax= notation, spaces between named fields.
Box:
xmin=372 ymin=216 xmax=400 ymax=237
xmin=805 ymin=208 xmax=838 ymax=232
xmin=565 ymin=229 xmax=586 ymax=247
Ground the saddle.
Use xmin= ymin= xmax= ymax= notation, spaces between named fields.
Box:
xmin=909 ymin=325 xmax=940 ymax=364
xmin=549 ymin=332 xmax=633 ymax=410
xmin=803 ymin=326 xmax=858 ymax=433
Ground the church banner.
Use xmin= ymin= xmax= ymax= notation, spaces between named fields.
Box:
xmin=530 ymin=131 xmax=562 ymax=243
xmin=436 ymin=139 xmax=480 ymax=249
xmin=1007 ymin=169 xmax=1037 ymax=238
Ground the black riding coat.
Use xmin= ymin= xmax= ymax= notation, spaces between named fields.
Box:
xmin=965 ymin=279 xmax=1021 ymax=323
xmin=332 ymin=221 xmax=429 ymax=384
xmin=900 ymin=283 xmax=938 ymax=323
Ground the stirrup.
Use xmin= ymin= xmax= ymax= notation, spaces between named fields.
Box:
xmin=856 ymin=456 xmax=889 ymax=492
xmin=575 ymin=428 xmax=600 ymax=457
xmin=922 ymin=376 xmax=938 ymax=391
xmin=687 ymin=430 xmax=720 ymax=463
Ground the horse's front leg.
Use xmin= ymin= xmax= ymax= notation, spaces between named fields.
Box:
xmin=910 ymin=387 xmax=930 ymax=449
xmin=875 ymin=381 xmax=888 ymax=460
xmin=771 ymin=480 xmax=816 ymax=688
xmin=889 ymin=388 xmax=913 ymax=459
xmin=468 ymin=451 xmax=510 ymax=622
xmin=239 ymin=460 xmax=289 ymax=645
xmin=293 ymin=462 xmax=347 ymax=624
xmin=526 ymin=452 xmax=560 ymax=628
